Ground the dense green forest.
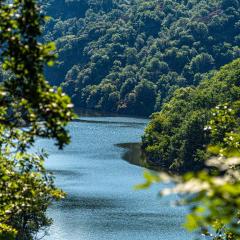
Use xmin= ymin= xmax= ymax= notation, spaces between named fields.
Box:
xmin=142 ymin=58 xmax=240 ymax=172
xmin=1 ymin=1 xmax=240 ymax=239
xmin=43 ymin=0 xmax=240 ymax=116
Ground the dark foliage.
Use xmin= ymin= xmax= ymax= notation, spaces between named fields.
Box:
xmin=43 ymin=0 xmax=240 ymax=116
xmin=142 ymin=59 xmax=240 ymax=173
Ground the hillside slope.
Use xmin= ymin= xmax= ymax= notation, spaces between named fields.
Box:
xmin=44 ymin=0 xmax=240 ymax=115
xmin=142 ymin=58 xmax=240 ymax=172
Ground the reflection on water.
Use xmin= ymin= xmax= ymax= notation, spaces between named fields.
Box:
xmin=116 ymin=142 xmax=164 ymax=171
xmin=74 ymin=118 xmax=146 ymax=127
xmin=50 ymin=169 xmax=84 ymax=177
xmin=56 ymin=195 xmax=120 ymax=210
xmin=116 ymin=142 xmax=147 ymax=167
xmin=37 ymin=116 xmax=195 ymax=240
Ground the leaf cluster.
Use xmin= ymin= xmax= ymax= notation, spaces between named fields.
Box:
xmin=138 ymin=99 xmax=240 ymax=239
xmin=0 ymin=0 xmax=74 ymax=238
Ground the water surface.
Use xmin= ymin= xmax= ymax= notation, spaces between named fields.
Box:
xmin=36 ymin=116 xmax=194 ymax=240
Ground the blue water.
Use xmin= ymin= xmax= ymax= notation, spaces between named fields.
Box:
xmin=36 ymin=116 xmax=195 ymax=240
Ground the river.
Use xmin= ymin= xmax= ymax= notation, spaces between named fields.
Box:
xmin=36 ymin=116 xmax=194 ymax=240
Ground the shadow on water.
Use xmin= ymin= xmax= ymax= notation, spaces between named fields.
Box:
xmin=73 ymin=118 xmax=146 ymax=126
xmin=116 ymin=142 xmax=162 ymax=171
xmin=49 ymin=169 xmax=83 ymax=177
xmin=53 ymin=195 xmax=185 ymax=232
xmin=75 ymin=108 xmax=122 ymax=117
xmin=55 ymin=194 xmax=121 ymax=210
xmin=82 ymin=211 xmax=185 ymax=232
xmin=74 ymin=107 xmax=149 ymax=119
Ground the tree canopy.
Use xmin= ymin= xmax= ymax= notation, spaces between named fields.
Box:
xmin=142 ymin=58 xmax=240 ymax=173
xmin=42 ymin=0 xmax=240 ymax=115
xmin=0 ymin=0 xmax=74 ymax=239
xmin=138 ymin=99 xmax=240 ymax=239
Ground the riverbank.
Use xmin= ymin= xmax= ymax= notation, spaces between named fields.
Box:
xmin=116 ymin=142 xmax=164 ymax=172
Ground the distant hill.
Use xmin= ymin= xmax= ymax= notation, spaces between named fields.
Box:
xmin=43 ymin=0 xmax=240 ymax=116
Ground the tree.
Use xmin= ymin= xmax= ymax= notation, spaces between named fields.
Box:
xmin=222 ymin=0 xmax=239 ymax=9
xmin=138 ymin=62 xmax=240 ymax=239
xmin=139 ymin=101 xmax=240 ymax=239
xmin=0 ymin=0 xmax=74 ymax=239
xmin=133 ymin=80 xmax=156 ymax=115
xmin=142 ymin=59 xmax=240 ymax=173
xmin=190 ymin=53 xmax=215 ymax=74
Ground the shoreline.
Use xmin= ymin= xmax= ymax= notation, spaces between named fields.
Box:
xmin=115 ymin=142 xmax=163 ymax=172
xmin=74 ymin=107 xmax=150 ymax=120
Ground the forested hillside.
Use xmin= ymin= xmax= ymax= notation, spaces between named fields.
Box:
xmin=142 ymin=59 xmax=240 ymax=173
xmin=43 ymin=0 xmax=240 ymax=116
